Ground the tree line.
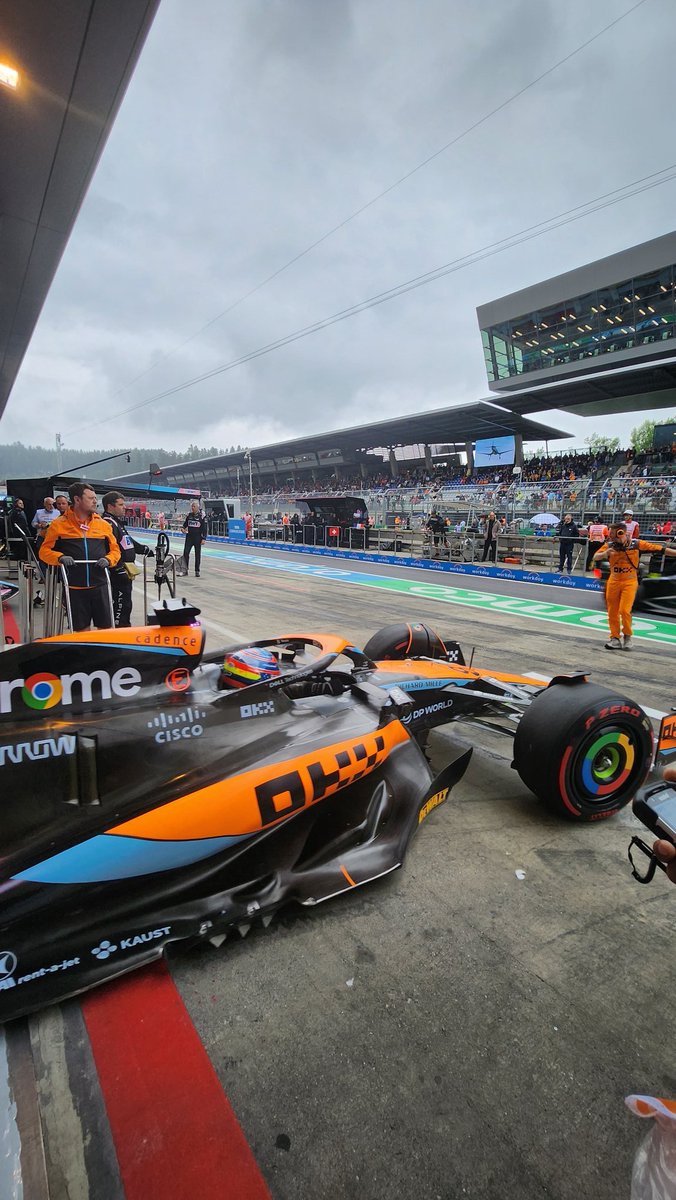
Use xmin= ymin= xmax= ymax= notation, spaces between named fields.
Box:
xmin=0 ymin=443 xmax=247 ymax=480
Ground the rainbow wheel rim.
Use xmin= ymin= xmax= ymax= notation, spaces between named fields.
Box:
xmin=579 ymin=729 xmax=635 ymax=798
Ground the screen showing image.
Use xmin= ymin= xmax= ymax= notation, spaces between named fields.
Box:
xmin=474 ymin=435 xmax=515 ymax=468
xmin=654 ymin=423 xmax=676 ymax=450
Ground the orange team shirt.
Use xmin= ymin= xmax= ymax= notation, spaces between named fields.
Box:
xmin=39 ymin=509 xmax=121 ymax=568
xmin=598 ymin=539 xmax=664 ymax=580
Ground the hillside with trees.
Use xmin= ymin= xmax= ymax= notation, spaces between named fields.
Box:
xmin=0 ymin=443 xmax=244 ymax=481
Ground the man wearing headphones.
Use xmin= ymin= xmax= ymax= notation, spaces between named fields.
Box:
xmin=102 ymin=491 xmax=155 ymax=626
xmin=592 ymin=523 xmax=676 ymax=650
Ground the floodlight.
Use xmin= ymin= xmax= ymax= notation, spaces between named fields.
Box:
xmin=0 ymin=63 xmax=19 ymax=89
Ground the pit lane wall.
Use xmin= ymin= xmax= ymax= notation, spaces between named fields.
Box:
xmin=135 ymin=529 xmax=603 ymax=592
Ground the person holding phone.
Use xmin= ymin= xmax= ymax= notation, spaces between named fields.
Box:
xmin=652 ymin=767 xmax=676 ymax=883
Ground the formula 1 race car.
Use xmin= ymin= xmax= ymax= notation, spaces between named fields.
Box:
xmin=0 ymin=603 xmax=661 ymax=1021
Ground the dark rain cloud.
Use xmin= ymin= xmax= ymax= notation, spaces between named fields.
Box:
xmin=4 ymin=0 xmax=676 ymax=453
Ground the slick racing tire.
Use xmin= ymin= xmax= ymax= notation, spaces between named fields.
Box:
xmin=513 ymin=681 xmax=653 ymax=821
xmin=363 ymin=622 xmax=448 ymax=661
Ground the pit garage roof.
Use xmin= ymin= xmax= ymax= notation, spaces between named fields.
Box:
xmin=114 ymin=401 xmax=570 ymax=486
xmin=0 ymin=0 xmax=160 ymax=419
xmin=502 ymin=359 xmax=676 ymax=420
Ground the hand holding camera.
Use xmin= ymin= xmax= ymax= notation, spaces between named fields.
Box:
xmin=630 ymin=768 xmax=676 ymax=884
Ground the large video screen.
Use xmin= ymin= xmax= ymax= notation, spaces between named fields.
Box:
xmin=654 ymin=422 xmax=676 ymax=450
xmin=474 ymin=435 xmax=515 ymax=468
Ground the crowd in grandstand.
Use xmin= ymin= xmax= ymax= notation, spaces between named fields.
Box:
xmin=203 ymin=445 xmax=675 ymax=502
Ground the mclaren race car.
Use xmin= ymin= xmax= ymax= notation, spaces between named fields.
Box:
xmin=0 ymin=602 xmax=661 ymax=1021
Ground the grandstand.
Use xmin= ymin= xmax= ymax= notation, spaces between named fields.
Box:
xmin=113 ymin=401 xmax=569 ymax=496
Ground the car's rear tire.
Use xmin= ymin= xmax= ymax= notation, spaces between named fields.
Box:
xmin=513 ymin=681 xmax=653 ymax=820
xmin=363 ymin=622 xmax=448 ymax=661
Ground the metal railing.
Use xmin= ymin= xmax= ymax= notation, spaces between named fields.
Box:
xmin=45 ymin=561 xmax=115 ymax=636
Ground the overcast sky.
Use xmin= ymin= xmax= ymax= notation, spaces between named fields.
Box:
xmin=4 ymin=0 xmax=676 ymax=457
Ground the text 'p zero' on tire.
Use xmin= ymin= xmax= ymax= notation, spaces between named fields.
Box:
xmin=513 ymin=681 xmax=654 ymax=821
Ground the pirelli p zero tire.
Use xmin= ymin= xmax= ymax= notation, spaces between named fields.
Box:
xmin=513 ymin=681 xmax=654 ymax=821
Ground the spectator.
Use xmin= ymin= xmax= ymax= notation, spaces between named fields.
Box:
xmin=39 ymin=482 xmax=120 ymax=631
xmin=482 ymin=512 xmax=498 ymax=562
xmin=54 ymin=495 xmax=69 ymax=515
xmin=101 ymin=491 xmax=155 ymax=627
xmin=424 ymin=510 xmax=446 ymax=558
xmin=558 ymin=513 xmax=580 ymax=574
xmin=31 ymin=496 xmax=59 ymax=550
xmin=31 ymin=495 xmax=60 ymax=607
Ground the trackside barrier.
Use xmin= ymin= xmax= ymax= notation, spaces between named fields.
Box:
xmin=130 ymin=527 xmax=604 ymax=592
xmin=9 ymin=530 xmax=46 ymax=641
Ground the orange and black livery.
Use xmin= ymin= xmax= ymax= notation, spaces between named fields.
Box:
xmin=0 ymin=606 xmax=655 ymax=1020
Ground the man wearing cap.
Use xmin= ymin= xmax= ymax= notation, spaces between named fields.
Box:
xmin=622 ymin=509 xmax=639 ymax=539
xmin=592 ymin=523 xmax=676 ymax=650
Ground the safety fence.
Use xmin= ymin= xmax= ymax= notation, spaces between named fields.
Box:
xmin=112 ymin=472 xmax=676 ymax=538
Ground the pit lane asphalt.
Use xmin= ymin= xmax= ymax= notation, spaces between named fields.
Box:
xmin=210 ymin=537 xmax=605 ymax=609
xmin=143 ymin=543 xmax=674 ymax=1198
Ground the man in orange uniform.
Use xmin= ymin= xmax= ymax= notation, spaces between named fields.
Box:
xmin=592 ymin=523 xmax=676 ymax=651
xmin=40 ymin=482 xmax=120 ymax=631
xmin=585 ymin=515 xmax=609 ymax=571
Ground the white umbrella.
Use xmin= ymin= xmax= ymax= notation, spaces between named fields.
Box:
xmin=530 ymin=512 xmax=560 ymax=525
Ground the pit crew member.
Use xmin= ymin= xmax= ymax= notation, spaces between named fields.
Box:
xmin=592 ymin=523 xmax=676 ymax=651
xmin=585 ymin=516 xmax=609 ymax=571
xmin=102 ymin=491 xmax=155 ymax=627
xmin=182 ymin=501 xmax=207 ymax=577
xmin=39 ymin=482 xmax=120 ymax=631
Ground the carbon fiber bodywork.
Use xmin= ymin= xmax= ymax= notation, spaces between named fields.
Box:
xmin=0 ymin=604 xmax=475 ymax=1020
xmin=597 ymin=557 xmax=676 ymax=619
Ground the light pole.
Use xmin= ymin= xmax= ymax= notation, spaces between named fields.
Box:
xmin=244 ymin=449 xmax=254 ymax=522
